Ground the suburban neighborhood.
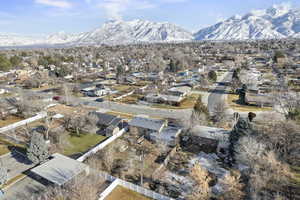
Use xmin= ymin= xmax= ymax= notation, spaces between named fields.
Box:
xmin=0 ymin=38 xmax=298 ymax=200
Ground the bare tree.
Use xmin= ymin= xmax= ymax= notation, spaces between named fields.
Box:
xmin=188 ymin=163 xmax=211 ymax=200
xmin=219 ymin=171 xmax=245 ymax=200
xmin=212 ymin=101 xmax=227 ymax=125
xmin=35 ymin=171 xmax=104 ymax=200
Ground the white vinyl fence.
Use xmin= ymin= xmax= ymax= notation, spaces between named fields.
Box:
xmin=98 ymin=175 xmax=174 ymax=200
xmin=76 ymin=127 xmax=127 ymax=162
xmin=0 ymin=112 xmax=47 ymax=134
xmin=113 ymin=90 xmax=135 ymax=100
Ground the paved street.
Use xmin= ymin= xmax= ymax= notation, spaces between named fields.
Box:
xmin=207 ymin=72 xmax=232 ymax=114
xmin=80 ymin=100 xmax=193 ymax=120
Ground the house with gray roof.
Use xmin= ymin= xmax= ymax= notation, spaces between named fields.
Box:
xmin=168 ymin=86 xmax=191 ymax=97
xmin=86 ymin=112 xmax=123 ymax=136
xmin=129 ymin=116 xmax=167 ymax=138
xmin=31 ymin=153 xmax=89 ymax=186
xmin=144 ymin=93 xmax=183 ymax=106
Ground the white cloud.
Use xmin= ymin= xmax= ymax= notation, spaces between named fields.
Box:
xmin=85 ymin=0 xmax=188 ymax=20
xmin=35 ymin=0 xmax=72 ymax=8
xmin=87 ymin=0 xmax=155 ymax=20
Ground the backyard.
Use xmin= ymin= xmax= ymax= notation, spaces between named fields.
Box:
xmin=0 ymin=115 xmax=24 ymax=128
xmin=63 ymin=133 xmax=107 ymax=156
xmin=105 ymin=186 xmax=152 ymax=200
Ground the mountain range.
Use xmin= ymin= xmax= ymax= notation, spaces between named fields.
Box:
xmin=1 ymin=4 xmax=300 ymax=47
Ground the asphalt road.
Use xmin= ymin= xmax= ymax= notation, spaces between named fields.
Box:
xmin=207 ymin=72 xmax=232 ymax=114
xmin=79 ymin=100 xmax=193 ymax=120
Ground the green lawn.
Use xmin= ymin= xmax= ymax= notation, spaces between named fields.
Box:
xmin=291 ymin=166 xmax=300 ymax=186
xmin=63 ymin=133 xmax=107 ymax=156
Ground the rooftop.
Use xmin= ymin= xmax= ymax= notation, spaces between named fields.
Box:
xmin=31 ymin=153 xmax=88 ymax=186
xmin=129 ymin=117 xmax=166 ymax=131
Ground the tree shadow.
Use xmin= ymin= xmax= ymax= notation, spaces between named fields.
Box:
xmin=7 ymin=146 xmax=32 ymax=165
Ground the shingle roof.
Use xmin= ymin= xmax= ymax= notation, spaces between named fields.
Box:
xmin=129 ymin=117 xmax=166 ymax=131
xmin=89 ymin=112 xmax=119 ymax=126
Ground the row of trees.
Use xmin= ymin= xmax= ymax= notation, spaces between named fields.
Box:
xmin=0 ymin=54 xmax=22 ymax=71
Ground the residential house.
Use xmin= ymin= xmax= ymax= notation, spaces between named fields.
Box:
xmin=129 ymin=116 xmax=167 ymax=139
xmin=87 ymin=112 xmax=123 ymax=136
xmin=245 ymin=93 xmax=274 ymax=107
xmin=149 ymin=126 xmax=182 ymax=146
xmin=168 ymin=86 xmax=191 ymax=97
xmin=144 ymin=93 xmax=183 ymax=106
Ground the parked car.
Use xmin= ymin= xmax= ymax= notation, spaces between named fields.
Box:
xmin=95 ymin=98 xmax=104 ymax=102
xmin=52 ymin=96 xmax=61 ymax=101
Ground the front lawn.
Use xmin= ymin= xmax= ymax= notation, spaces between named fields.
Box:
xmin=227 ymin=94 xmax=272 ymax=112
xmin=63 ymin=133 xmax=107 ymax=156
xmin=152 ymin=94 xmax=200 ymax=110
xmin=106 ymin=111 xmax=134 ymax=119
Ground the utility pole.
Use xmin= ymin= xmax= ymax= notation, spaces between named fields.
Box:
xmin=140 ymin=150 xmax=144 ymax=186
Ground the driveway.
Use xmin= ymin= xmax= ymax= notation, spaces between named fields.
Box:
xmin=1 ymin=176 xmax=46 ymax=200
xmin=0 ymin=151 xmax=34 ymax=180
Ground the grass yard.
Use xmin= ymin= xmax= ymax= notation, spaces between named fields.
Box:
xmin=63 ymin=133 xmax=107 ymax=156
xmin=0 ymin=142 xmax=10 ymax=156
xmin=117 ymin=94 xmax=144 ymax=104
xmin=0 ymin=115 xmax=24 ymax=128
xmin=180 ymin=94 xmax=200 ymax=109
xmin=112 ymin=84 xmax=135 ymax=92
xmin=106 ymin=111 xmax=134 ymax=119
xmin=0 ymin=137 xmax=25 ymax=156
xmin=105 ymin=186 xmax=152 ymax=200
xmin=291 ymin=166 xmax=300 ymax=186
xmin=227 ymin=94 xmax=272 ymax=112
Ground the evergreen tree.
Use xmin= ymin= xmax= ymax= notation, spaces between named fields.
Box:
xmin=27 ymin=132 xmax=49 ymax=164
xmin=208 ymin=71 xmax=217 ymax=82
xmin=0 ymin=54 xmax=12 ymax=71
xmin=10 ymin=55 xmax=22 ymax=67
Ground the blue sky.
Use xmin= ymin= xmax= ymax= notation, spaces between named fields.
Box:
xmin=1 ymin=0 xmax=300 ymax=35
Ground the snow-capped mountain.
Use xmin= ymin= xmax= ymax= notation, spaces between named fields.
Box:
xmin=0 ymin=19 xmax=193 ymax=47
xmin=45 ymin=31 xmax=84 ymax=45
xmin=0 ymin=33 xmax=44 ymax=47
xmin=73 ymin=19 xmax=193 ymax=45
xmin=194 ymin=4 xmax=300 ymax=40
xmin=2 ymin=4 xmax=300 ymax=47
